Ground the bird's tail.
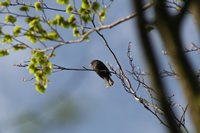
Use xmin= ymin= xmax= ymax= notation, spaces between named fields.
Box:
xmin=104 ymin=77 xmax=114 ymax=88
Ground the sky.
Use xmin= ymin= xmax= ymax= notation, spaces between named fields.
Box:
xmin=0 ymin=0 xmax=199 ymax=133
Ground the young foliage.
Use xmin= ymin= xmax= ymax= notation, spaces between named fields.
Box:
xmin=92 ymin=1 xmax=100 ymax=12
xmin=0 ymin=0 xmax=10 ymax=7
xmin=28 ymin=50 xmax=53 ymax=94
xmin=13 ymin=44 xmax=27 ymax=51
xmin=81 ymin=0 xmax=89 ymax=9
xmin=2 ymin=34 xmax=13 ymax=44
xmin=99 ymin=8 xmax=107 ymax=21
xmin=35 ymin=2 xmax=42 ymax=12
xmin=56 ymin=14 xmax=64 ymax=26
xmin=5 ymin=15 xmax=17 ymax=23
xmin=57 ymin=0 xmax=69 ymax=5
xmin=48 ymin=14 xmax=75 ymax=29
xmin=48 ymin=19 xmax=58 ymax=26
xmin=68 ymin=14 xmax=75 ymax=23
xmin=25 ymin=30 xmax=37 ymax=44
xmin=0 ymin=49 xmax=9 ymax=56
xmin=48 ymin=31 xmax=59 ymax=40
xmin=13 ymin=25 xmax=21 ymax=36
xmin=78 ymin=5 xmax=92 ymax=24
xmin=0 ymin=0 xmax=108 ymax=93
xmin=81 ymin=15 xmax=92 ymax=24
xmin=24 ymin=16 xmax=49 ymax=43
xmin=19 ymin=5 xmax=30 ymax=12
xmin=66 ymin=4 xmax=73 ymax=13
xmin=73 ymin=28 xmax=80 ymax=38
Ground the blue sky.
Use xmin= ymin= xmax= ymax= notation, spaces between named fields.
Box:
xmin=0 ymin=0 xmax=199 ymax=133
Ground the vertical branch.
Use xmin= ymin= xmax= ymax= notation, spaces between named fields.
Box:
xmin=154 ymin=0 xmax=200 ymax=132
xmin=189 ymin=0 xmax=200 ymax=29
xmin=132 ymin=0 xmax=180 ymax=132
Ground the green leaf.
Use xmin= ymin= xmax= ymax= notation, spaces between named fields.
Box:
xmin=34 ymin=51 xmax=45 ymax=58
xmin=81 ymin=15 xmax=92 ymax=24
xmin=37 ymin=56 xmax=48 ymax=65
xmin=99 ymin=8 xmax=107 ymax=21
xmin=19 ymin=5 xmax=30 ymax=12
xmin=0 ymin=49 xmax=9 ymax=57
xmin=79 ymin=7 xmax=91 ymax=15
xmin=66 ymin=4 xmax=73 ymax=13
xmin=42 ymin=78 xmax=50 ymax=89
xmin=43 ymin=63 xmax=52 ymax=76
xmin=56 ymin=14 xmax=64 ymax=26
xmin=92 ymin=1 xmax=100 ymax=12
xmin=40 ymin=30 xmax=47 ymax=37
xmin=81 ymin=0 xmax=89 ymax=9
xmin=20 ymin=44 xmax=27 ymax=50
xmin=57 ymin=0 xmax=69 ymax=5
xmin=28 ymin=36 xmax=37 ymax=43
xmin=25 ymin=17 xmax=32 ymax=24
xmin=48 ymin=31 xmax=59 ymax=40
xmin=13 ymin=46 xmax=19 ymax=51
xmin=35 ymin=2 xmax=42 ymax=12
xmin=39 ymin=36 xmax=47 ymax=41
xmin=25 ymin=16 xmax=41 ymax=28
xmin=34 ymin=82 xmax=46 ymax=94
xmin=25 ymin=28 xmax=38 ymax=44
xmin=47 ymin=62 xmax=53 ymax=70
xmin=2 ymin=34 xmax=13 ymax=44
xmin=19 ymin=44 xmax=26 ymax=50
xmin=61 ymin=20 xmax=70 ymax=28
xmin=71 ymin=22 xmax=77 ymax=28
xmin=48 ymin=19 xmax=57 ymax=26
xmin=13 ymin=25 xmax=21 ymax=36
xmin=30 ymin=57 xmax=37 ymax=64
xmin=44 ymin=68 xmax=51 ymax=76
xmin=35 ymin=75 xmax=42 ymax=82
xmin=29 ymin=18 xmax=40 ymax=27
xmin=28 ymin=63 xmax=37 ymax=74
xmin=34 ymin=70 xmax=42 ymax=80
xmin=0 ymin=0 xmax=10 ymax=7
xmin=73 ymin=28 xmax=80 ymax=38
xmin=5 ymin=15 xmax=17 ymax=23
xmin=78 ymin=7 xmax=84 ymax=14
xmin=29 ymin=68 xmax=35 ymax=74
xmin=14 ymin=44 xmax=26 ymax=51
xmin=30 ymin=37 xmax=37 ymax=44
xmin=68 ymin=14 xmax=75 ymax=23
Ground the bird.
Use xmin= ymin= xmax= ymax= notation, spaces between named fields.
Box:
xmin=89 ymin=60 xmax=114 ymax=88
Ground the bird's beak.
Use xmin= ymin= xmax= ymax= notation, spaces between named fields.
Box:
xmin=89 ymin=64 xmax=92 ymax=67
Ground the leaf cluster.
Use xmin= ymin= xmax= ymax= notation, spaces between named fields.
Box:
xmin=0 ymin=0 xmax=10 ymax=7
xmin=28 ymin=50 xmax=53 ymax=94
xmin=0 ymin=49 xmax=9 ymax=56
xmin=13 ymin=44 xmax=27 ymax=51
xmin=0 ymin=0 xmax=108 ymax=93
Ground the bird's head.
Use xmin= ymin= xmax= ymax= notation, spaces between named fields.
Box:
xmin=89 ymin=60 xmax=99 ymax=67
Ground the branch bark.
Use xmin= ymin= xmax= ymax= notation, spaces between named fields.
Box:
xmin=154 ymin=0 xmax=200 ymax=132
xmin=132 ymin=0 xmax=181 ymax=132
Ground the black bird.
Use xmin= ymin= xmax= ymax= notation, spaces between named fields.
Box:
xmin=89 ymin=60 xmax=114 ymax=88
